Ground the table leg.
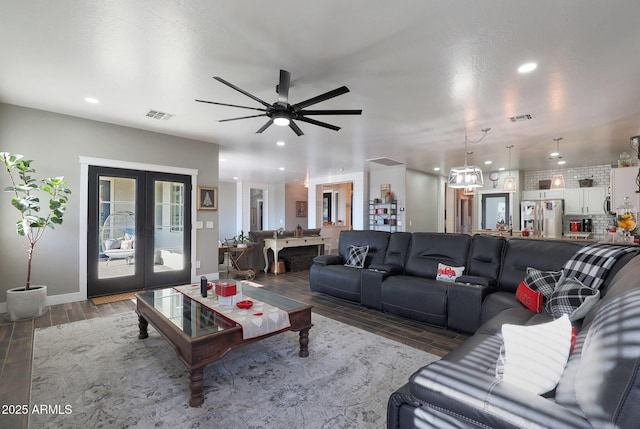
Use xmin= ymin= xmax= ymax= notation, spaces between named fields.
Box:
xmin=263 ymin=246 xmax=269 ymax=273
xmin=274 ymin=249 xmax=281 ymax=274
xmin=138 ymin=315 xmax=149 ymax=339
xmin=298 ymin=328 xmax=310 ymax=357
xmin=189 ymin=367 xmax=205 ymax=407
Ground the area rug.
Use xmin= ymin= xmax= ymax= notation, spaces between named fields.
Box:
xmin=30 ymin=312 xmax=438 ymax=428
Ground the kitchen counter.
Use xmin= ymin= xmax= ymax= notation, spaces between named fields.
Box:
xmin=471 ymin=229 xmax=597 ymax=241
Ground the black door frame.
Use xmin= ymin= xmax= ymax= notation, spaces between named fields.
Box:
xmin=87 ymin=166 xmax=192 ymax=297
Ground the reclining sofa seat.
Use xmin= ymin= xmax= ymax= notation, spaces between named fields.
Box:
xmin=387 ymin=254 xmax=640 ymax=429
xmin=381 ymin=233 xmax=472 ymax=327
xmin=309 ymin=230 xmax=390 ymax=302
xmin=447 ymin=234 xmax=506 ymax=333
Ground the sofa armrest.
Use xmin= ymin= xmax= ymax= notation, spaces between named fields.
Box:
xmin=405 ymin=361 xmax=591 ymax=429
xmin=455 ymin=275 xmax=495 ymax=288
xmin=447 ymin=282 xmax=492 ymax=334
xmin=361 ymin=268 xmax=396 ymax=310
xmin=312 ymin=254 xmax=343 ymax=266
xmin=368 ymin=263 xmax=404 ymax=274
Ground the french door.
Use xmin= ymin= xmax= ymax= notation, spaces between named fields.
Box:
xmin=87 ymin=166 xmax=192 ymax=297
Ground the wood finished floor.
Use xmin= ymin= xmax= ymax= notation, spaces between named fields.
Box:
xmin=0 ymin=270 xmax=467 ymax=429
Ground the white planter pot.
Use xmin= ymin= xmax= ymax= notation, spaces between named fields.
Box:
xmin=6 ymin=285 xmax=48 ymax=321
xmin=237 ymin=243 xmax=248 ymax=248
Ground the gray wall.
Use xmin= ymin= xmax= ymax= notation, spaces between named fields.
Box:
xmin=0 ymin=103 xmax=219 ymax=302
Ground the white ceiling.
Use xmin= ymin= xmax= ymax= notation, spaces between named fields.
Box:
xmin=2 ymin=1 xmax=640 ymax=185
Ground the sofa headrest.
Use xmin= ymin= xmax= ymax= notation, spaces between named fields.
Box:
xmin=497 ymin=239 xmax=586 ymax=293
xmin=338 ymin=230 xmax=390 ymax=267
xmin=404 ymin=233 xmax=471 ymax=278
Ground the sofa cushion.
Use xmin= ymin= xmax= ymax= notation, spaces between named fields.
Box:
xmin=466 ymin=234 xmax=505 ymax=282
xmin=555 ymin=255 xmax=640 ymax=427
xmin=545 ymin=277 xmax=600 ymax=321
xmin=309 ymin=264 xmax=363 ymax=302
xmin=344 ymin=245 xmax=369 ymax=268
xmin=497 ymin=239 xmax=585 ymax=294
xmin=383 ymin=232 xmax=412 ymax=267
xmin=435 ymin=263 xmax=464 ymax=282
xmin=515 ymin=282 xmax=544 ymax=313
xmin=337 ymin=230 xmax=389 ymax=268
xmin=404 ymin=233 xmax=471 ymax=279
xmin=561 ymin=243 xmax=636 ymax=289
xmin=524 ymin=267 xmax=564 ymax=299
xmin=382 ymin=276 xmax=448 ymax=327
xmin=496 ymin=314 xmax=572 ymax=395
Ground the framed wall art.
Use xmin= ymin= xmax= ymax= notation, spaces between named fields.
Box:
xmin=296 ymin=201 xmax=307 ymax=217
xmin=197 ymin=186 xmax=218 ymax=211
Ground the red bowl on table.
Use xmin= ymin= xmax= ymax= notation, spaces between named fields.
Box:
xmin=236 ymin=300 xmax=254 ymax=309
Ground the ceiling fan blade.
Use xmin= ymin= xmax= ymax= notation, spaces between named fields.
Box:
xmin=195 ymin=99 xmax=267 ymax=112
xmin=296 ymin=116 xmax=341 ymax=131
xmin=213 ymin=76 xmax=271 ymax=108
xmin=256 ymin=120 xmax=274 ymax=133
xmin=289 ymin=121 xmax=304 ymax=136
xmin=297 ymin=109 xmax=362 ymax=115
xmin=293 ymin=86 xmax=350 ymax=110
xmin=219 ymin=113 xmax=267 ymax=122
xmin=277 ymin=69 xmax=290 ymax=104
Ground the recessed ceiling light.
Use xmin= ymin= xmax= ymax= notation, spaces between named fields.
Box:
xmin=279 ymin=167 xmax=285 ymax=171
xmin=433 ymin=167 xmax=440 ymax=171
xmin=84 ymin=97 xmax=100 ymax=104
xmin=276 ymin=141 xmax=285 ymax=146
xmin=518 ymin=62 xmax=537 ymax=73
xmin=233 ymin=176 xmax=239 ymax=180
xmin=498 ymin=167 xmax=506 ymax=171
xmin=558 ymin=160 xmax=566 ymax=165
xmin=484 ymin=160 xmax=492 ymax=165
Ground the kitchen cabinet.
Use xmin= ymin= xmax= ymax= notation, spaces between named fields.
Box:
xmin=564 ymin=187 xmax=606 ymax=215
xmin=610 ymin=167 xmax=640 ymax=213
xmin=522 ymin=189 xmax=564 ymax=200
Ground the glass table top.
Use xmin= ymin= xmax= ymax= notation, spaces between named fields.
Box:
xmin=137 ymin=281 xmax=309 ymax=339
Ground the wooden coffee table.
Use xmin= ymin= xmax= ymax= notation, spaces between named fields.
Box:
xmin=136 ymin=284 xmax=313 ymax=407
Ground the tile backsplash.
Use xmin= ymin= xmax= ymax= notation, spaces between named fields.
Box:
xmin=524 ymin=164 xmax=616 ymax=240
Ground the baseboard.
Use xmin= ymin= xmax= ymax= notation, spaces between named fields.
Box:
xmin=1 ymin=276 xmax=221 ymax=314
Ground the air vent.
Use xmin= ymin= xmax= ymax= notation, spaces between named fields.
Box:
xmin=508 ymin=113 xmax=535 ymax=122
xmin=146 ymin=109 xmax=174 ymax=120
xmin=367 ymin=157 xmax=404 ymax=167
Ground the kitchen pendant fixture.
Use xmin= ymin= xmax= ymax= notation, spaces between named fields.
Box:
xmin=551 ymin=173 xmax=566 ymax=189
xmin=550 ymin=137 xmax=562 ymax=158
xmin=447 ymin=128 xmax=491 ymax=189
xmin=503 ymin=145 xmax=517 ymax=192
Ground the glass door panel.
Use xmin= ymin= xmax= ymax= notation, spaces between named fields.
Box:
xmin=153 ymin=180 xmax=185 ymax=273
xmin=98 ymin=176 xmax=137 ymax=279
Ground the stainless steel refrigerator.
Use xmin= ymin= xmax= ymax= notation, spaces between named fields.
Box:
xmin=521 ymin=200 xmax=564 ymax=238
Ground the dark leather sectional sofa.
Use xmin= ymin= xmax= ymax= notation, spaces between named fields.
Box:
xmin=309 ymin=230 xmax=640 ymax=428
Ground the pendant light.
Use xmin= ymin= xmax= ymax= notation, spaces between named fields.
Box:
xmin=447 ymin=128 xmax=490 ymax=189
xmin=549 ymin=137 xmax=565 ymax=189
xmin=503 ymin=145 xmax=517 ymax=192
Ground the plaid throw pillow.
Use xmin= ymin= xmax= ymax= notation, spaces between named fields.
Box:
xmin=523 ymin=267 xmax=564 ymax=299
xmin=344 ymin=245 xmax=369 ymax=269
xmin=546 ymin=276 xmax=600 ymax=321
xmin=562 ymin=244 xmax=636 ymax=289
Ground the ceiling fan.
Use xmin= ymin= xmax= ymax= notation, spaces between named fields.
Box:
xmin=195 ymin=69 xmax=362 ymax=136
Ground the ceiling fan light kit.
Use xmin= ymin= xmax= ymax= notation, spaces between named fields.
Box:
xmin=196 ymin=69 xmax=362 ymax=136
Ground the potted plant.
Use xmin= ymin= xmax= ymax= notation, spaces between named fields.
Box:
xmin=1 ymin=152 xmax=71 ymax=320
xmin=235 ymin=230 xmax=252 ymax=248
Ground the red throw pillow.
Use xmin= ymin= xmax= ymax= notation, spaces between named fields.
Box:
xmin=516 ymin=281 xmax=544 ymax=313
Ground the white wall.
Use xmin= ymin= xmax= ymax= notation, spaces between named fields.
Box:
xmin=218 ymin=181 xmax=237 ymax=241
xmin=405 ymin=169 xmax=441 ymax=232
xmin=0 ymin=103 xmax=218 ymax=307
